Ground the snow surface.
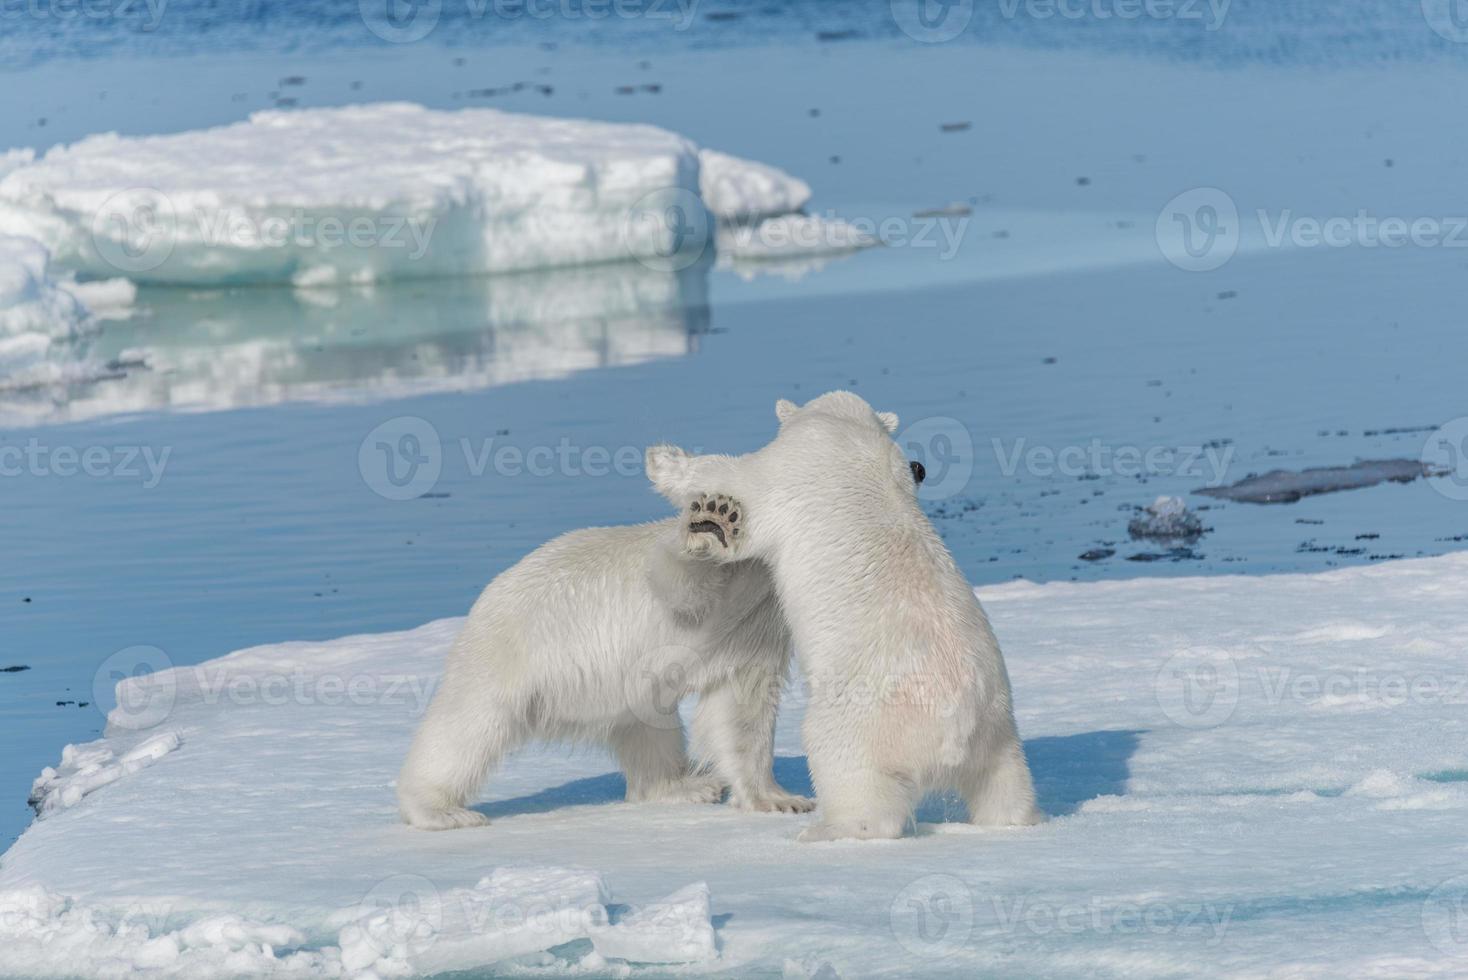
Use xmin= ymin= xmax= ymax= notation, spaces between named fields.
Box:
xmin=0 ymin=104 xmax=864 ymax=287
xmin=6 ymin=555 xmax=1468 ymax=977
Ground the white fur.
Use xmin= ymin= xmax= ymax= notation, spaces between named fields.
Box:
xmin=650 ymin=391 xmax=1043 ymax=841
xmin=396 ymin=465 xmax=812 ymax=830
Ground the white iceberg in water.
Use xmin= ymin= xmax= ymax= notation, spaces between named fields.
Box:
xmin=0 ymin=103 xmax=867 ymax=287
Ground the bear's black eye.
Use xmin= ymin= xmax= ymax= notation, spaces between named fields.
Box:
xmin=910 ymin=460 xmax=926 ymax=485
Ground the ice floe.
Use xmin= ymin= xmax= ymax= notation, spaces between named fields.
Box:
xmin=1197 ymin=458 xmax=1444 ymax=504
xmin=0 ymin=104 xmax=869 ymax=287
xmin=7 ymin=555 xmax=1468 ymax=975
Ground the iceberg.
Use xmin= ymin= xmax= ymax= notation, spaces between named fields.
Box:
xmin=7 ymin=554 xmax=1468 ymax=976
xmin=0 ymin=103 xmax=866 ymax=288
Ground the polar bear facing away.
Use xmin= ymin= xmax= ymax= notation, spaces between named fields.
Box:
xmin=647 ymin=391 xmax=1043 ymax=841
xmin=396 ymin=481 xmax=812 ymax=830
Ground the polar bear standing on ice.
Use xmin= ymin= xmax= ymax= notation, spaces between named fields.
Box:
xmin=648 ymin=391 xmax=1043 ymax=841
xmin=396 ymin=472 xmax=813 ymax=831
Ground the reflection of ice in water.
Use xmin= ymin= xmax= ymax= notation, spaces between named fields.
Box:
xmin=0 ymin=260 xmax=709 ymax=427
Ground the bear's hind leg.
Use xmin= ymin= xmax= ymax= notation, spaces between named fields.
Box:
xmin=612 ymin=723 xmax=724 ymax=804
xmin=397 ymin=695 xmax=519 ymax=831
xmin=960 ymin=737 xmax=1045 ymax=827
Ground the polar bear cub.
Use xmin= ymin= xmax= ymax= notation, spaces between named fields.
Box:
xmin=396 ymin=474 xmax=812 ymax=830
xmin=647 ymin=391 xmax=1043 ymax=841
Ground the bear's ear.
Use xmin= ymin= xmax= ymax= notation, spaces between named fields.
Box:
xmin=775 ymin=399 xmax=799 ymax=424
xmin=877 ymin=411 xmax=900 ymax=434
xmin=645 ymin=444 xmax=694 ymax=502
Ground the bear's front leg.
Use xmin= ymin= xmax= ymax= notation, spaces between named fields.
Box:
xmin=682 ymin=493 xmax=745 ymax=561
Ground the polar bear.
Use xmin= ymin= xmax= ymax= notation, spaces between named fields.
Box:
xmin=396 ymin=483 xmax=813 ymax=831
xmin=646 ymin=391 xmax=1043 ymax=841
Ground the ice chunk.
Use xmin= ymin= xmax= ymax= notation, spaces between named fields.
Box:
xmin=591 ymin=882 xmax=717 ymax=964
xmin=0 ymin=886 xmax=331 ymax=978
xmin=1127 ymin=495 xmax=1205 ymax=539
xmin=698 ymin=149 xmax=810 ymax=222
xmin=0 ymin=104 xmax=839 ymax=286
xmin=337 ymin=866 xmax=611 ymax=977
xmin=28 ymin=731 xmax=180 ymax=815
xmin=1196 ymin=458 xmax=1443 ymax=503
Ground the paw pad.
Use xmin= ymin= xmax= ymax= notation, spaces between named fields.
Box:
xmin=687 ymin=493 xmax=743 ymax=549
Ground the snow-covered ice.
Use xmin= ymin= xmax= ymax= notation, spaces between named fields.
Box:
xmin=5 ymin=554 xmax=1468 ymax=976
xmin=0 ymin=104 xmax=867 ymax=287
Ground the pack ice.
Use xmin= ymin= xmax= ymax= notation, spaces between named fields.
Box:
xmin=6 ymin=555 xmax=1468 ymax=977
xmin=0 ymin=103 xmax=868 ymax=287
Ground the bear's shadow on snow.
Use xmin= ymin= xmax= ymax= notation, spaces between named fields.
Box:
xmin=478 ymin=730 xmax=1140 ymax=822
xmin=1022 ymin=729 xmax=1144 ymax=817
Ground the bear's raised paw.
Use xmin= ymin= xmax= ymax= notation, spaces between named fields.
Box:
xmin=685 ymin=493 xmax=743 ymax=557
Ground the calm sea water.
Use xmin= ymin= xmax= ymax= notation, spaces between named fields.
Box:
xmin=3 ymin=5 xmax=1468 ymax=846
